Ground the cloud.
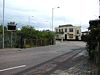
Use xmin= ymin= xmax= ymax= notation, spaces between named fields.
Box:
xmin=0 ymin=0 xmax=99 ymax=31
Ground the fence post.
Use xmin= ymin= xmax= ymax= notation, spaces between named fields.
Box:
xmin=10 ymin=31 xmax=12 ymax=48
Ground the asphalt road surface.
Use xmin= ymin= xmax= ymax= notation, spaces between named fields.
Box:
xmin=0 ymin=41 xmax=86 ymax=75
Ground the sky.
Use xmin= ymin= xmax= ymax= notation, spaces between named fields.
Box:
xmin=0 ymin=0 xmax=99 ymax=31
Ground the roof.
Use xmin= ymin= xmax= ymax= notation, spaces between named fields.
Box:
xmin=82 ymin=31 xmax=89 ymax=33
xmin=59 ymin=24 xmax=73 ymax=27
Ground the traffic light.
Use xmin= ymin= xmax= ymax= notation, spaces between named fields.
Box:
xmin=7 ymin=22 xmax=16 ymax=31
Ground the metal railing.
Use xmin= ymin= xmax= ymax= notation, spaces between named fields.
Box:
xmin=0 ymin=33 xmax=54 ymax=48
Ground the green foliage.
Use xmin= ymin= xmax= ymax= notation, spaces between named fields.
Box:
xmin=0 ymin=23 xmax=55 ymax=48
xmin=86 ymin=22 xmax=100 ymax=62
xmin=0 ymin=25 xmax=2 ymax=33
xmin=81 ymin=34 xmax=89 ymax=42
xmin=20 ymin=25 xmax=55 ymax=40
xmin=21 ymin=25 xmax=36 ymax=39
xmin=0 ymin=25 xmax=7 ymax=33
xmin=18 ymin=25 xmax=55 ymax=47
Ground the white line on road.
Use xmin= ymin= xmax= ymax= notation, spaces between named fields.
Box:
xmin=0 ymin=65 xmax=26 ymax=72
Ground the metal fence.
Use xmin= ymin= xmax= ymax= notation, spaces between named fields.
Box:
xmin=0 ymin=32 xmax=16 ymax=48
xmin=0 ymin=34 xmax=2 ymax=48
xmin=0 ymin=32 xmax=54 ymax=48
xmin=24 ymin=39 xmax=53 ymax=47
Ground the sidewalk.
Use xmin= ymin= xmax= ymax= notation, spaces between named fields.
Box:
xmin=50 ymin=51 xmax=97 ymax=75
xmin=0 ymin=48 xmax=23 ymax=51
xmin=0 ymin=48 xmax=25 ymax=55
xmin=50 ymin=59 xmax=97 ymax=75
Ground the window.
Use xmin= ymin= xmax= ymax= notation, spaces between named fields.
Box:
xmin=77 ymin=30 xmax=79 ymax=34
xmin=69 ymin=34 xmax=73 ymax=38
xmin=56 ymin=29 xmax=58 ymax=32
xmin=61 ymin=29 xmax=63 ymax=32
xmin=59 ymin=29 xmax=63 ymax=32
xmin=69 ymin=28 xmax=73 ymax=32
xmin=59 ymin=29 xmax=60 ymax=32
xmin=65 ymin=28 xmax=67 ymax=32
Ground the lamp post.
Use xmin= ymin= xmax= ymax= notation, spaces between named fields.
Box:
xmin=2 ymin=0 xmax=5 ymax=48
xmin=52 ymin=7 xmax=60 ymax=31
xmin=28 ymin=16 xmax=34 ymax=25
xmin=52 ymin=8 xmax=54 ymax=31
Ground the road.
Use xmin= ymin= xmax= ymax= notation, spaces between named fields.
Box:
xmin=0 ymin=41 xmax=86 ymax=75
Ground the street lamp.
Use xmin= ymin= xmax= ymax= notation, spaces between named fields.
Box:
xmin=52 ymin=7 xmax=60 ymax=31
xmin=2 ymin=0 xmax=5 ymax=48
xmin=28 ymin=16 xmax=34 ymax=25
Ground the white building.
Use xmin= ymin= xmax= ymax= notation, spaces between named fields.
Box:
xmin=55 ymin=24 xmax=82 ymax=40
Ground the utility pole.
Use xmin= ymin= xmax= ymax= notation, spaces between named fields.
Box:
xmin=52 ymin=8 xmax=54 ymax=31
xmin=28 ymin=16 xmax=34 ymax=25
xmin=51 ymin=7 xmax=60 ymax=31
xmin=2 ymin=0 xmax=5 ymax=48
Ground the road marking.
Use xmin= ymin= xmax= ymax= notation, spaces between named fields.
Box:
xmin=0 ymin=65 xmax=26 ymax=72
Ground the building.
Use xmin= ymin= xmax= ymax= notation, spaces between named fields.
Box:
xmin=55 ymin=24 xmax=81 ymax=40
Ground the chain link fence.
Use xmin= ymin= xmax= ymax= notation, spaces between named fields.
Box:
xmin=0 ymin=34 xmax=2 ymax=48
xmin=23 ymin=38 xmax=54 ymax=48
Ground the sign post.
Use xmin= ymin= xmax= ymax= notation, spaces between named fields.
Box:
xmin=7 ymin=22 xmax=16 ymax=48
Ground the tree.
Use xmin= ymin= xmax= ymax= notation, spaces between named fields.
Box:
xmin=0 ymin=25 xmax=7 ymax=33
xmin=0 ymin=25 xmax=2 ymax=33
xmin=21 ymin=25 xmax=36 ymax=39
xmin=0 ymin=24 xmax=55 ymax=48
xmin=87 ymin=19 xmax=100 ymax=75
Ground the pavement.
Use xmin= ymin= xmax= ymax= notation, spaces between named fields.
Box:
xmin=0 ymin=41 xmax=87 ymax=75
xmin=50 ymin=52 xmax=97 ymax=75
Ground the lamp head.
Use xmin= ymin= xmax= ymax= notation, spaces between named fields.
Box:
xmin=57 ymin=7 xmax=60 ymax=8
